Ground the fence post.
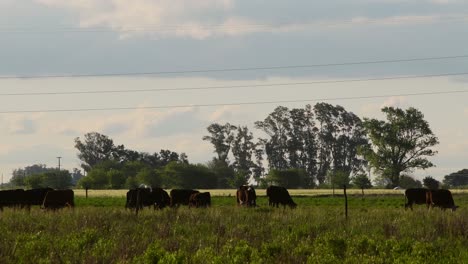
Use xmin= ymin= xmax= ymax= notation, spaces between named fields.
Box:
xmin=344 ymin=185 xmax=348 ymax=220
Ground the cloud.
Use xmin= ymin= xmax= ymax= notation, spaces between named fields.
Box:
xmin=1 ymin=114 xmax=43 ymax=134
xmin=33 ymin=0 xmax=462 ymax=39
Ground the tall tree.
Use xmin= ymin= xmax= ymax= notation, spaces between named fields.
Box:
xmin=314 ymin=103 xmax=368 ymax=184
xmin=231 ymin=126 xmax=259 ymax=184
xmin=74 ymin=132 xmax=117 ymax=172
xmin=255 ymin=106 xmax=290 ymax=170
xmin=360 ymin=107 xmax=439 ymax=187
xmin=202 ymin=123 xmax=237 ymax=164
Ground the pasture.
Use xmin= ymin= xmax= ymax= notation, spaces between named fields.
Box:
xmin=1 ymin=190 xmax=467 ymax=263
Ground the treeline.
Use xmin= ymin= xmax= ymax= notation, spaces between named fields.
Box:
xmin=6 ymin=103 xmax=468 ymax=190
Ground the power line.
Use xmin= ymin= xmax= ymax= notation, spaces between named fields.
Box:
xmin=1 ymin=55 xmax=468 ymax=80
xmin=1 ymin=72 xmax=468 ymax=96
xmin=0 ymin=89 xmax=466 ymax=114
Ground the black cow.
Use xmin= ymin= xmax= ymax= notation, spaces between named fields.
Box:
xmin=404 ymin=188 xmax=430 ymax=210
xmin=170 ymin=189 xmax=199 ymax=207
xmin=42 ymin=189 xmax=74 ymax=210
xmin=427 ymin=189 xmax=458 ymax=211
xmin=189 ymin=192 xmax=211 ymax=208
xmin=126 ymin=187 xmax=170 ymax=211
xmin=266 ymin=186 xmax=296 ymax=208
xmin=236 ymin=185 xmax=257 ymax=207
xmin=24 ymin=188 xmax=54 ymax=209
xmin=0 ymin=189 xmax=25 ymax=211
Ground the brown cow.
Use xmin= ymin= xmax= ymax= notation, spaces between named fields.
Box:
xmin=426 ymin=189 xmax=458 ymax=211
xmin=170 ymin=189 xmax=199 ymax=207
xmin=189 ymin=192 xmax=211 ymax=208
xmin=404 ymin=188 xmax=430 ymax=210
xmin=266 ymin=186 xmax=296 ymax=208
xmin=236 ymin=185 xmax=256 ymax=207
xmin=42 ymin=189 xmax=74 ymax=210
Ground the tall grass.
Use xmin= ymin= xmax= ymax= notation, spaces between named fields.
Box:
xmin=0 ymin=195 xmax=467 ymax=263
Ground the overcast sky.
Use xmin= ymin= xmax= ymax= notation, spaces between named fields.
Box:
xmin=0 ymin=0 xmax=467 ymax=182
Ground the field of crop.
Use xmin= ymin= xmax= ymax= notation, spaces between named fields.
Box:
xmin=1 ymin=191 xmax=467 ymax=263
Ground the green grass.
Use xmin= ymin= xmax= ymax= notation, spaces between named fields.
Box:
xmin=1 ymin=194 xmax=467 ymax=263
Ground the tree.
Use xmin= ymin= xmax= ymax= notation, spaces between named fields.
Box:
xmin=360 ymin=107 xmax=439 ymax=188
xmin=314 ymin=103 xmax=368 ymax=184
xmin=255 ymin=105 xmax=318 ymax=187
xmin=352 ymin=173 xmax=372 ymax=196
xmin=136 ymin=168 xmax=161 ymax=187
xmin=399 ymin=175 xmax=422 ymax=189
xmin=231 ymin=126 xmax=260 ymax=184
xmin=423 ymin=176 xmax=440 ymax=189
xmin=443 ymin=169 xmax=468 ymax=188
xmin=108 ymin=169 xmax=126 ymax=189
xmin=74 ymin=132 xmax=117 ymax=172
xmin=266 ymin=169 xmax=305 ymax=188
xmin=202 ymin=123 xmax=237 ymax=165
xmin=41 ymin=170 xmax=73 ymax=189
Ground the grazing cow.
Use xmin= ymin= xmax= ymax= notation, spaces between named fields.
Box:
xmin=0 ymin=189 xmax=25 ymax=211
xmin=426 ymin=189 xmax=458 ymax=211
xmin=126 ymin=187 xmax=170 ymax=211
xmin=24 ymin=188 xmax=54 ymax=209
xmin=236 ymin=185 xmax=257 ymax=207
xmin=170 ymin=189 xmax=199 ymax=207
xmin=266 ymin=186 xmax=296 ymax=208
xmin=404 ymin=188 xmax=430 ymax=210
xmin=189 ymin=192 xmax=211 ymax=208
xmin=42 ymin=189 xmax=74 ymax=210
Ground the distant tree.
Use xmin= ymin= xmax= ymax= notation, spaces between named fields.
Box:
xmin=11 ymin=164 xmax=50 ymax=187
xmin=352 ymin=173 xmax=373 ymax=196
xmin=107 ymin=169 xmax=126 ymax=189
xmin=136 ymin=168 xmax=161 ymax=187
xmin=86 ymin=168 xmax=109 ymax=189
xmin=231 ymin=126 xmax=261 ymax=184
xmin=266 ymin=169 xmax=305 ymax=189
xmin=360 ymin=107 xmax=439 ymax=188
xmin=24 ymin=174 xmax=43 ymax=189
xmin=314 ymin=103 xmax=368 ymax=185
xmin=78 ymin=176 xmax=93 ymax=190
xmin=328 ymin=170 xmax=351 ymax=192
xmin=74 ymin=132 xmax=117 ymax=172
xmin=71 ymin=168 xmax=84 ymax=185
xmin=206 ymin=159 xmax=235 ymax=188
xmin=41 ymin=170 xmax=72 ymax=189
xmin=399 ymin=175 xmax=423 ymax=189
xmin=423 ymin=176 xmax=440 ymax=190
xmin=160 ymin=162 xmax=217 ymax=189
xmin=443 ymin=169 xmax=468 ymax=188
xmin=255 ymin=105 xmax=318 ymax=187
xmin=202 ymin=123 xmax=237 ymax=165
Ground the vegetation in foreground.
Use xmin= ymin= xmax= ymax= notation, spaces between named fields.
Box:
xmin=1 ymin=194 xmax=467 ymax=263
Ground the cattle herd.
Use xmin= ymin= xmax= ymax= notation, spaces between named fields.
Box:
xmin=0 ymin=188 xmax=75 ymax=211
xmin=0 ymin=186 xmax=459 ymax=213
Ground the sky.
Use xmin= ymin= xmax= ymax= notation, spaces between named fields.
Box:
xmin=0 ymin=0 xmax=467 ymax=183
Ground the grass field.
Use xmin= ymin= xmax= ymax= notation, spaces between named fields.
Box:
xmin=1 ymin=191 xmax=467 ymax=263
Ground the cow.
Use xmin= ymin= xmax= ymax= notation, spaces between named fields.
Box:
xmin=0 ymin=189 xmax=25 ymax=211
xmin=266 ymin=185 xmax=296 ymax=208
xmin=125 ymin=187 xmax=170 ymax=212
xmin=426 ymin=189 xmax=458 ymax=211
xmin=189 ymin=192 xmax=211 ymax=208
xmin=236 ymin=185 xmax=257 ymax=207
xmin=24 ymin=187 xmax=54 ymax=210
xmin=41 ymin=189 xmax=74 ymax=210
xmin=170 ymin=189 xmax=199 ymax=207
xmin=404 ymin=188 xmax=430 ymax=210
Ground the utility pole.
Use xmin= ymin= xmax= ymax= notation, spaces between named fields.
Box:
xmin=57 ymin=157 xmax=62 ymax=171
